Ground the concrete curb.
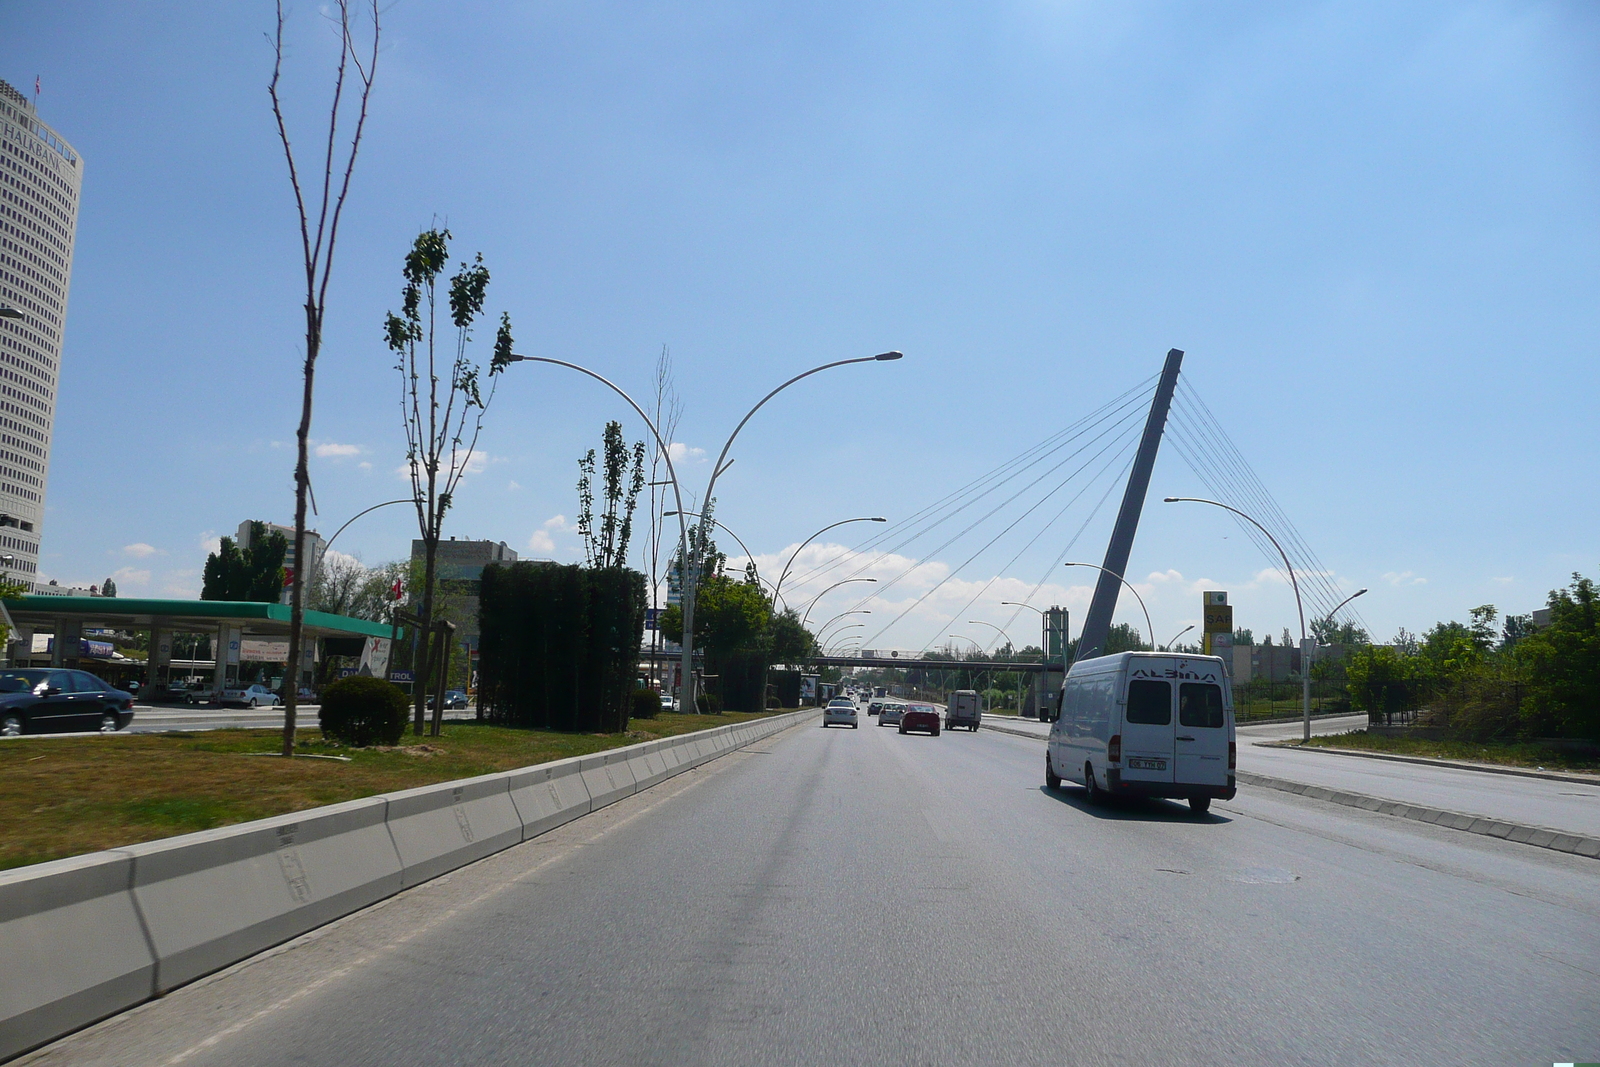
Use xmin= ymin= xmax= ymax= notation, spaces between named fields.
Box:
xmin=1251 ymin=741 xmax=1600 ymax=786
xmin=1235 ymin=770 xmax=1600 ymax=861
xmin=974 ymin=716 xmax=1600 ymax=862
xmin=0 ymin=708 xmax=819 ymax=1063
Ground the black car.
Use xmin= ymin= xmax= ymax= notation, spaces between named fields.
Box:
xmin=0 ymin=669 xmax=136 ymax=736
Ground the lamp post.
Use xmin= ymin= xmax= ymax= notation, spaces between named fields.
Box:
xmin=512 ymin=351 xmax=900 ymax=714
xmin=800 ymin=577 xmax=878 ymax=627
xmin=505 ymin=355 xmax=693 ymax=705
xmin=0 ymin=306 xmax=21 ymax=320
xmin=1316 ymin=587 xmax=1368 ymax=700
xmin=664 ymin=510 xmax=767 ymax=588
xmin=772 ymin=516 xmax=887 ymax=607
xmin=1064 ymin=562 xmax=1153 ymax=651
xmin=1164 ymin=623 xmax=1195 ymax=651
xmin=1001 ymin=601 xmax=1048 ymax=719
xmin=815 ymin=611 xmax=871 ymax=645
xmin=1164 ymin=496 xmax=1311 ymax=740
xmin=820 ymin=623 xmax=865 ymax=650
xmin=966 ymin=620 xmax=1012 ymax=653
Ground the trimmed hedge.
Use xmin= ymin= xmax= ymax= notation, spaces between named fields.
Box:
xmin=631 ymin=688 xmax=661 ymax=720
xmin=478 ymin=562 xmax=647 ymax=732
xmin=318 ymin=676 xmax=409 ymax=746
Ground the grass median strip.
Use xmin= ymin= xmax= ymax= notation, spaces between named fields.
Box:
xmin=0 ymin=711 xmax=789 ymax=871
xmin=1300 ymin=730 xmax=1600 ymax=774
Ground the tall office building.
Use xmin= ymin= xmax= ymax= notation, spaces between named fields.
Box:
xmin=0 ymin=79 xmax=82 ymax=590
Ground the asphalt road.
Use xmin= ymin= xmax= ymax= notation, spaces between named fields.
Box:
xmin=24 ymin=713 xmax=1599 ymax=1067
xmin=992 ymin=712 xmax=1600 ymax=840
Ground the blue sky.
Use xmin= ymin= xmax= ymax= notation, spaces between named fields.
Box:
xmin=5 ymin=0 xmax=1597 ymax=650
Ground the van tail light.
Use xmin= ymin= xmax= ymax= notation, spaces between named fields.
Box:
xmin=1228 ymin=741 xmax=1237 ymax=770
xmin=1108 ymin=734 xmax=1121 ymax=764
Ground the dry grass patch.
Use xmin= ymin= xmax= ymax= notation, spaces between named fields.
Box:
xmin=0 ymin=711 xmax=787 ymax=871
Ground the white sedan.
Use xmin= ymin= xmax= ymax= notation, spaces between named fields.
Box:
xmin=822 ymin=699 xmax=859 ymax=729
xmin=221 ymin=684 xmax=279 ymax=708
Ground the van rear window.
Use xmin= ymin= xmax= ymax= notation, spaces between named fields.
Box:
xmin=1179 ymin=682 xmax=1226 ymax=728
xmin=1126 ymin=680 xmax=1171 ymax=725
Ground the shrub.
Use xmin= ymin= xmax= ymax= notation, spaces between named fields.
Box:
xmin=318 ymin=676 xmax=409 ymax=746
xmin=696 ymin=691 xmax=722 ymax=714
xmin=631 ymin=688 xmax=660 ymax=720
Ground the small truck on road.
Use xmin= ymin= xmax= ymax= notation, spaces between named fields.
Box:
xmin=946 ymin=689 xmax=983 ymax=731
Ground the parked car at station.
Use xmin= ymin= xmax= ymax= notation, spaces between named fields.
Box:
xmin=898 ymin=703 xmax=941 ymax=736
xmin=0 ymin=669 xmax=135 ymax=735
xmin=220 ymin=684 xmax=279 ymax=708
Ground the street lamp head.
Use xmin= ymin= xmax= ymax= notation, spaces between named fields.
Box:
xmin=0 ymin=307 xmax=21 ymax=320
xmin=1162 ymin=497 xmax=1179 ymax=503
xmin=870 ymin=517 xmax=887 ymax=522
xmin=1354 ymin=587 xmax=1369 ymax=598
xmin=873 ymin=351 xmax=904 ymax=361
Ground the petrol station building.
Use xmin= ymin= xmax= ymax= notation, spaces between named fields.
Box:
xmin=1 ymin=596 xmax=395 ymax=695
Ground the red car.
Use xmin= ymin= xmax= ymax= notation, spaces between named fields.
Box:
xmin=898 ymin=703 xmax=941 ymax=736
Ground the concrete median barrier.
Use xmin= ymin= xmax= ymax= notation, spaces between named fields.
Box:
xmin=4 ymin=708 xmax=819 ymax=1061
xmin=383 ymin=774 xmax=524 ymax=887
xmin=506 ymin=759 xmax=592 ymax=839
xmin=127 ymin=796 xmax=402 ymax=992
xmin=0 ymin=850 xmax=154 ymax=1062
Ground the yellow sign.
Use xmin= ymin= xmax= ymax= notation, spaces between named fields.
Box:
xmin=1203 ymin=604 xmax=1233 ymax=633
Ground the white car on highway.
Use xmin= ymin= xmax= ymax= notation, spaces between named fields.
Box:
xmin=822 ymin=698 xmax=859 ymax=728
xmin=878 ymin=702 xmax=906 ymax=727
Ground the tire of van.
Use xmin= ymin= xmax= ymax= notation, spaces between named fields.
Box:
xmin=1045 ymin=753 xmax=1060 ymax=790
xmin=1083 ymin=764 xmax=1103 ymax=804
xmin=1189 ymin=796 xmax=1211 ymax=816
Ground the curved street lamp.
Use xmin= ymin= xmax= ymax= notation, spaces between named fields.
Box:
xmin=1063 ymin=562 xmax=1154 ymax=652
xmin=815 ymin=611 xmax=871 ymax=644
xmin=800 ymin=577 xmax=878 ymax=627
xmin=511 ymin=351 xmax=900 ymax=713
xmin=1001 ymin=601 xmax=1051 ymax=718
xmin=966 ymin=620 xmax=1013 ymax=653
xmin=1164 ymin=496 xmax=1311 ymax=740
xmin=772 ymin=516 xmax=888 ymax=606
xmin=819 ymin=623 xmax=865 ymax=649
xmin=1164 ymin=623 xmax=1195 ymax=651
xmin=665 ymin=510 xmax=770 ymax=590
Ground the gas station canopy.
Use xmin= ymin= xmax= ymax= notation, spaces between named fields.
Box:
xmin=6 ymin=596 xmax=396 ymax=639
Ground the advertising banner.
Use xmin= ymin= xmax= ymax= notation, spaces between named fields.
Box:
xmin=359 ymin=636 xmax=391 ymax=677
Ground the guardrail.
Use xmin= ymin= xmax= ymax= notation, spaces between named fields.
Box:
xmin=0 ymin=708 xmax=817 ymax=1061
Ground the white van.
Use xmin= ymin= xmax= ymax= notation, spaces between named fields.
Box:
xmin=1043 ymin=652 xmax=1236 ymax=815
xmin=946 ymin=689 xmax=982 ymax=731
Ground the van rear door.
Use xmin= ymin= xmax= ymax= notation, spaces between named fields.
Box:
xmin=1175 ymin=681 xmax=1230 ymax=787
xmin=1120 ymin=678 xmax=1175 ymax=784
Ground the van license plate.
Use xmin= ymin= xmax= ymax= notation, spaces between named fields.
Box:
xmin=1128 ymin=757 xmax=1167 ymax=771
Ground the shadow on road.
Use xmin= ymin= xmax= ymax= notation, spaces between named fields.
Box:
xmin=1038 ymin=784 xmax=1232 ymax=824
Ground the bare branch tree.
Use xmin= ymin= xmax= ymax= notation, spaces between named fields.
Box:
xmin=646 ymin=346 xmax=683 ymax=691
xmin=268 ymin=0 xmax=379 ymax=757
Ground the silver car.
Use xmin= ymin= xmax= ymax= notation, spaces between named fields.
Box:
xmin=878 ymin=702 xmax=906 ymax=727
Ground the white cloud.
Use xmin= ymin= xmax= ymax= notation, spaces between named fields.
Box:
xmin=110 ymin=566 xmax=151 ymax=586
xmin=667 ymin=442 xmax=707 ymax=464
xmin=199 ymin=530 xmax=221 ymax=555
xmin=1383 ymin=570 xmax=1427 ymax=587
xmin=314 ymin=441 xmax=364 ymax=459
xmin=1491 ymin=576 xmax=1514 ymax=585
xmin=120 ymin=542 xmax=159 ymax=558
xmin=358 ymin=461 xmax=373 ymax=471
xmin=507 ymin=480 xmax=522 ymax=491
xmin=527 ymin=515 xmax=573 ymax=555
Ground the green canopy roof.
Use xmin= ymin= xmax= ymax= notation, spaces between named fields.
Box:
xmin=8 ymin=596 xmax=397 ymax=639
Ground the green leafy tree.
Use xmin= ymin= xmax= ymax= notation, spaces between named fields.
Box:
xmin=385 ymin=227 xmax=514 ymax=735
xmin=202 ymin=522 xmax=288 ymax=602
xmin=1513 ymin=572 xmax=1600 ymax=739
xmin=100 ymin=577 xmax=118 ymax=598
xmin=1345 ymin=644 xmax=1415 ymax=719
